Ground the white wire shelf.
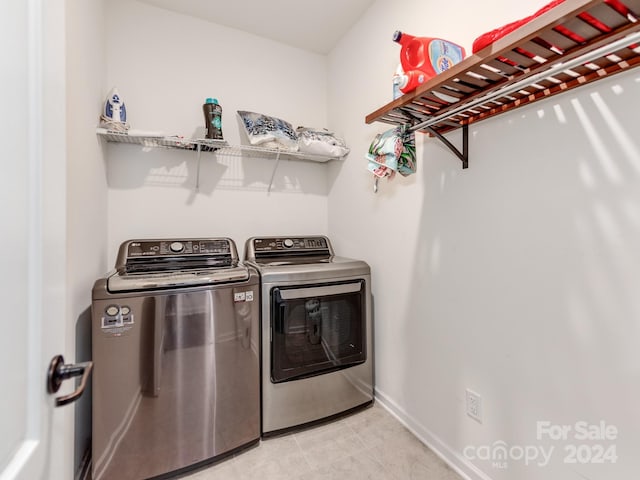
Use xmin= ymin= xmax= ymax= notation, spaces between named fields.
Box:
xmin=96 ymin=129 xmax=228 ymax=150
xmin=96 ymin=129 xmax=346 ymax=163
xmin=217 ymin=143 xmax=345 ymax=163
xmin=97 ymin=128 xmax=346 ymax=192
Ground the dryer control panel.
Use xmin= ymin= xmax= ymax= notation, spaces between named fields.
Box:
xmin=246 ymin=236 xmax=334 ymax=263
xmin=253 ymin=236 xmax=329 ymax=253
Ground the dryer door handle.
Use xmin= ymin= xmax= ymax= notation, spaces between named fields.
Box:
xmin=279 ymin=282 xmax=362 ymax=300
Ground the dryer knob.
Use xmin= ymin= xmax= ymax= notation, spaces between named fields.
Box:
xmin=283 ymin=239 xmax=294 ymax=248
xmin=170 ymin=241 xmax=184 ymax=253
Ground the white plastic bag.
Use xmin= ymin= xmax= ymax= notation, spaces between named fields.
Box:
xmin=237 ymin=110 xmax=299 ymax=151
xmin=296 ymin=127 xmax=349 ymax=158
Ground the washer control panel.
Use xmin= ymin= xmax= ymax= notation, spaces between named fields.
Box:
xmin=169 ymin=241 xmax=185 ymax=253
xmin=126 ymin=239 xmax=231 ymax=258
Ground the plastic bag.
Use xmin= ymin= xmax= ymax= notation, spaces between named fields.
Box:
xmin=296 ymin=127 xmax=350 ymax=158
xmin=366 ymin=125 xmax=416 ymax=180
xmin=237 ymin=110 xmax=299 ymax=151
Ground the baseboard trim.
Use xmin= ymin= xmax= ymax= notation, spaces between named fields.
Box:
xmin=374 ymin=388 xmax=494 ymax=480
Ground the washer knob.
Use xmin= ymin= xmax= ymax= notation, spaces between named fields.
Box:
xmin=283 ymin=238 xmax=294 ymax=248
xmin=170 ymin=241 xmax=184 ymax=253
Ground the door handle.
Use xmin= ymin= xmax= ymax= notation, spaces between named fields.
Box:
xmin=47 ymin=355 xmax=93 ymax=407
xmin=278 ymin=282 xmax=362 ymax=300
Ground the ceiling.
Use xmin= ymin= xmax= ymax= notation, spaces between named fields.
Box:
xmin=138 ymin=0 xmax=376 ymax=55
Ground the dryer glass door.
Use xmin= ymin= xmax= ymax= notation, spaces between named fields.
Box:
xmin=270 ymin=280 xmax=366 ymax=383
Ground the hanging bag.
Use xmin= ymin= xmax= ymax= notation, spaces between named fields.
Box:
xmin=366 ymin=124 xmax=416 ymax=186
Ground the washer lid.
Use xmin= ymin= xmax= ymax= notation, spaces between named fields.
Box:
xmin=107 ymin=265 xmax=251 ymax=292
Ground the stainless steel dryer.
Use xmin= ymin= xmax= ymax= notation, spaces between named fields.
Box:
xmin=244 ymin=235 xmax=373 ymax=436
xmin=91 ymin=238 xmax=260 ymax=480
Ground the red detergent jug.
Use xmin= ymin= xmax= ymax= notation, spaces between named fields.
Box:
xmin=393 ymin=31 xmax=466 ymax=80
xmin=397 ymin=70 xmax=427 ymax=94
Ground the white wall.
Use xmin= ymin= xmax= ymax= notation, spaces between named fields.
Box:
xmin=65 ymin=0 xmax=108 ymax=473
xmin=104 ymin=0 xmax=332 ymax=263
xmin=328 ymin=1 xmax=640 ymax=479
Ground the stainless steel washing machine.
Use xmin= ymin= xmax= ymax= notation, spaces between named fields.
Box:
xmin=244 ymin=235 xmax=373 ymax=436
xmin=91 ymin=238 xmax=260 ymax=480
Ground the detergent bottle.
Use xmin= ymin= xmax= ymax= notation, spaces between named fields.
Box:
xmin=392 ymin=64 xmax=404 ymax=99
xmin=202 ymin=98 xmax=223 ymax=140
xmin=397 ymin=70 xmax=427 ymax=95
xmin=393 ymin=31 xmax=465 ymax=80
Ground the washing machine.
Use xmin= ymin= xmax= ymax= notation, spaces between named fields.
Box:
xmin=91 ymin=238 xmax=260 ymax=480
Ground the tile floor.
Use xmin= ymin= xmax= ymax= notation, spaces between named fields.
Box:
xmin=182 ymin=403 xmax=464 ymax=480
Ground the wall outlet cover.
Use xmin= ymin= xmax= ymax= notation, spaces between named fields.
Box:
xmin=466 ymin=389 xmax=482 ymax=423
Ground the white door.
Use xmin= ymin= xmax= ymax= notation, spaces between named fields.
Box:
xmin=0 ymin=0 xmax=72 ymax=479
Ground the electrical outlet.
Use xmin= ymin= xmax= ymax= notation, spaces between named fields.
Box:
xmin=466 ymin=389 xmax=482 ymax=423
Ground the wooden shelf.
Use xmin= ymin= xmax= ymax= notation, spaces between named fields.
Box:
xmin=366 ymin=0 xmax=640 ymax=150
